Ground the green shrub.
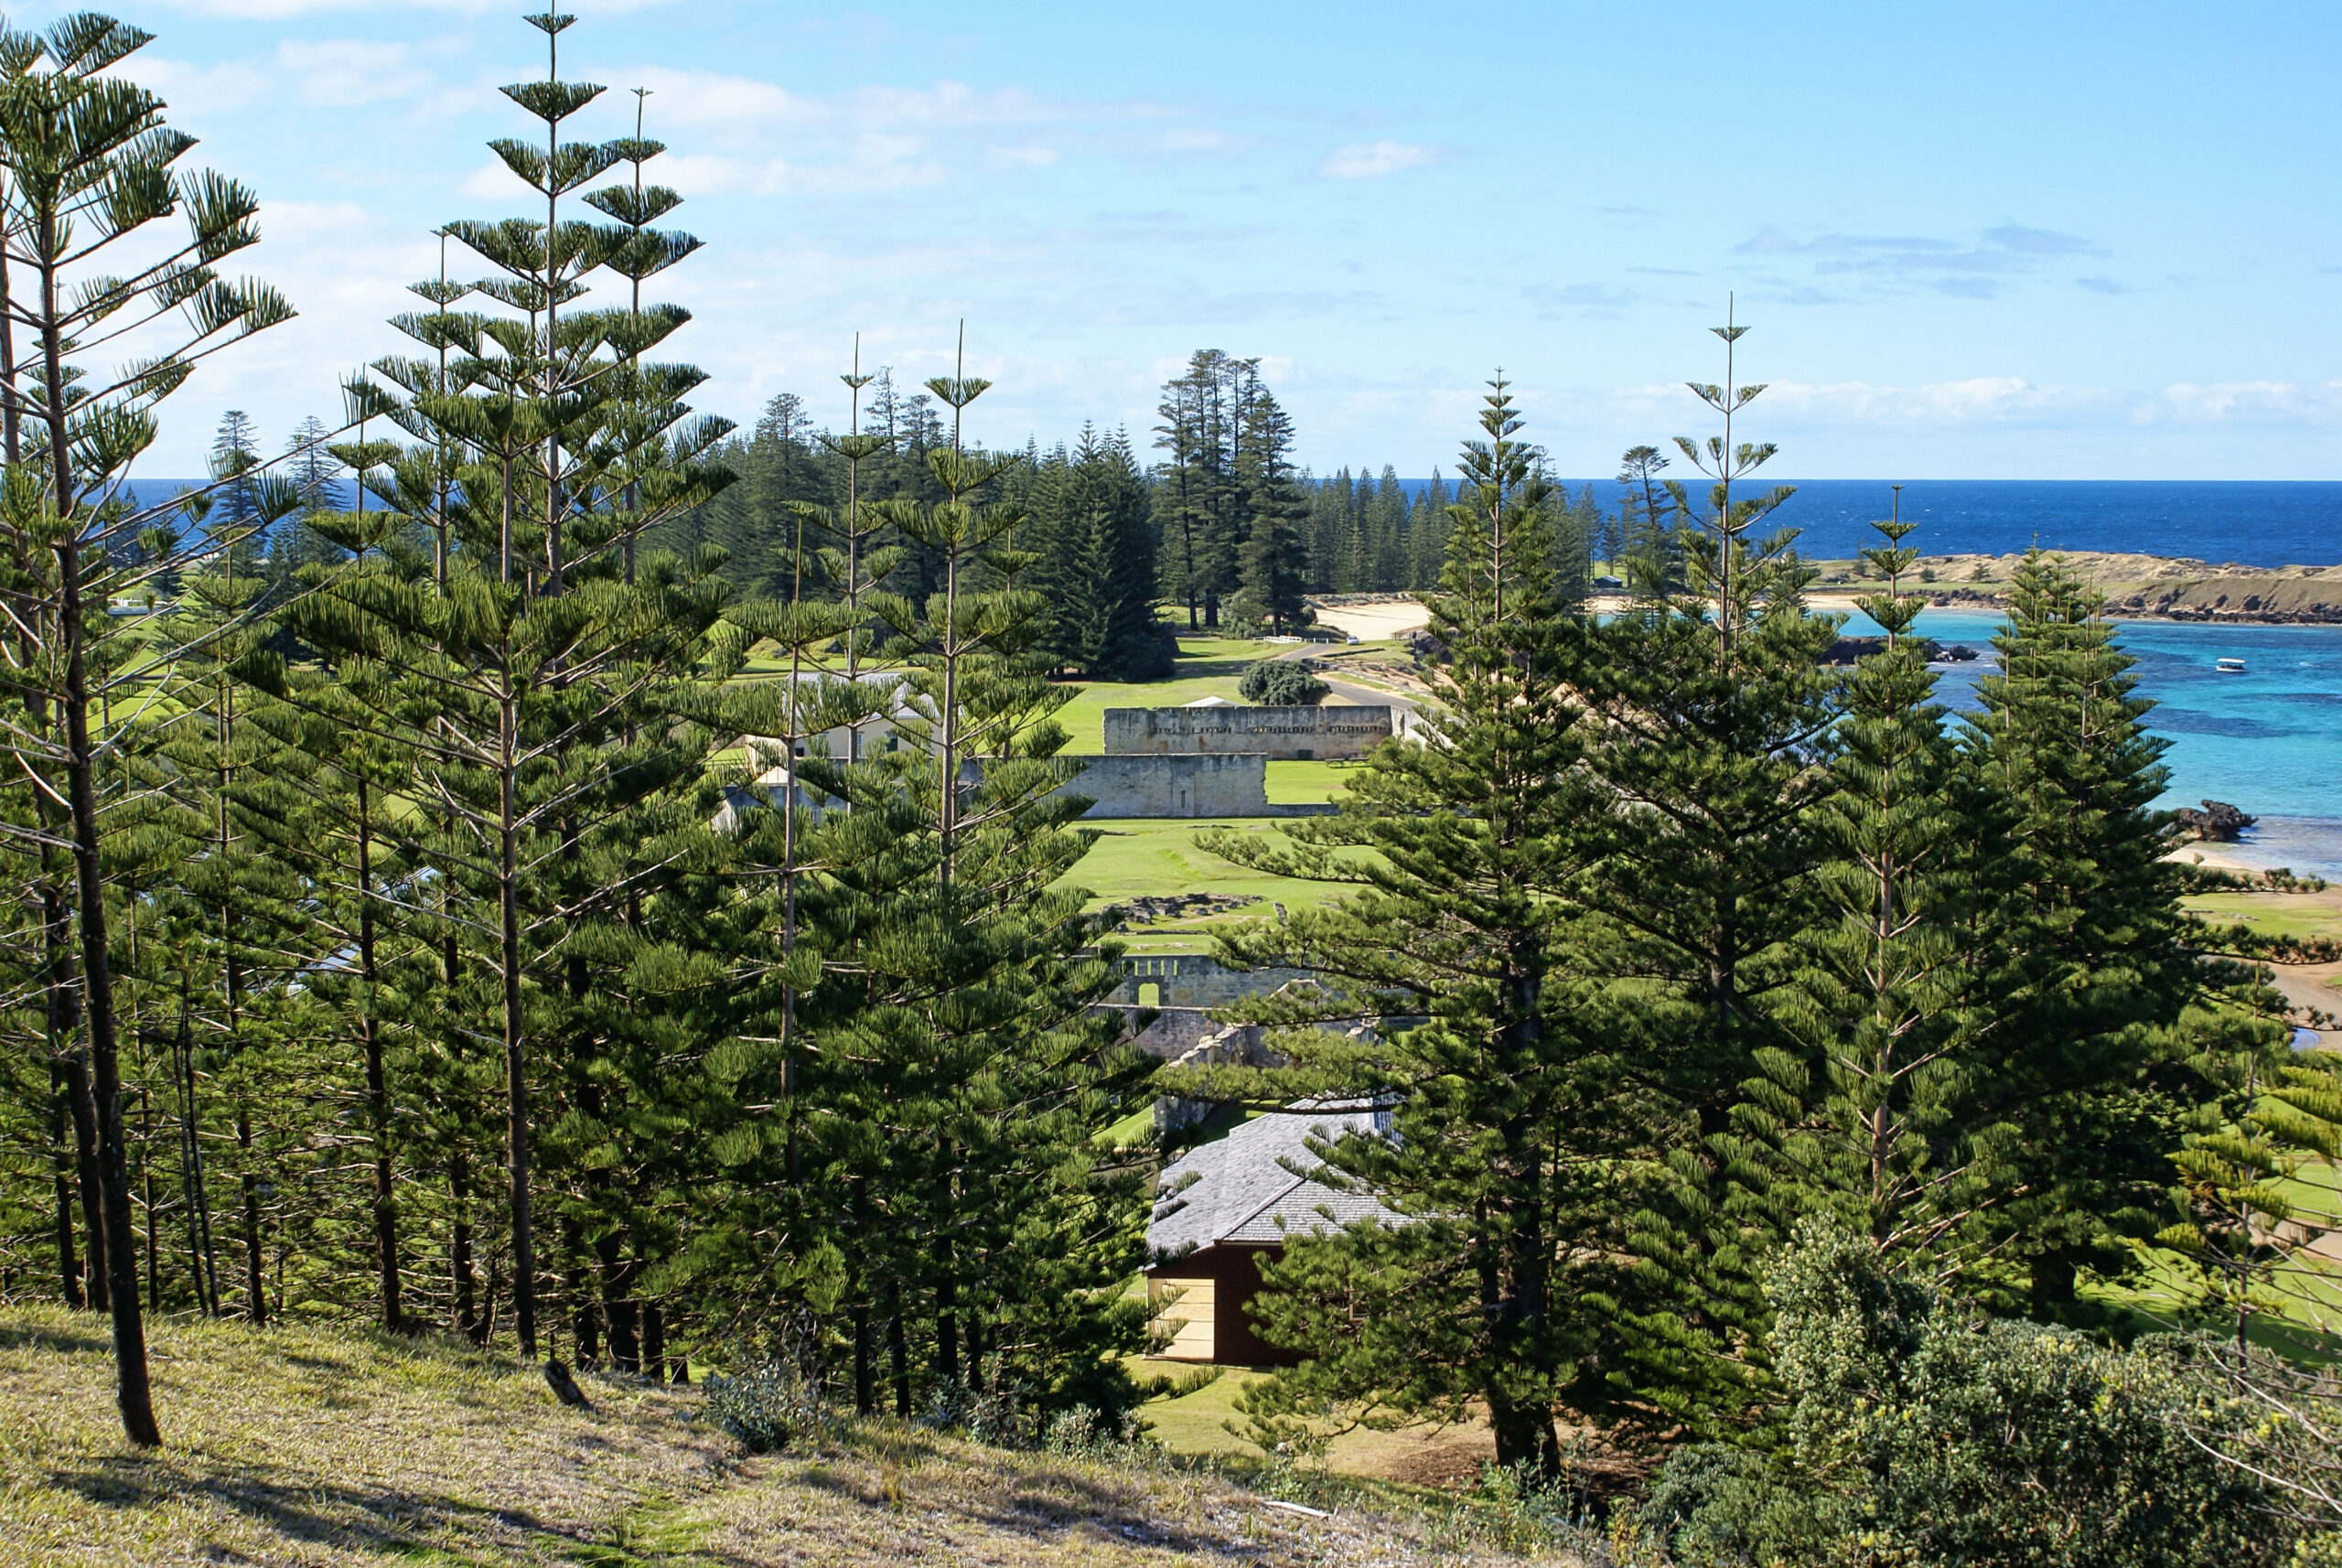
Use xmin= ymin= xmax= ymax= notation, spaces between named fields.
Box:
xmin=702 ymin=1359 xmax=823 ymax=1454
xmin=1644 ymin=1219 xmax=2288 ymax=1567
xmin=1238 ymin=660 xmax=1327 ymax=705
xmin=1040 ymin=1403 xmax=1147 ymax=1458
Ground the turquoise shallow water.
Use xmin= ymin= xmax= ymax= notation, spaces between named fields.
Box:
xmin=1840 ymin=607 xmax=2342 ymax=876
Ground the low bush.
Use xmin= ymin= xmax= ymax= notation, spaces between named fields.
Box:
xmin=702 ymin=1359 xmax=824 ymax=1454
xmin=1239 ymin=660 xmax=1328 ymax=705
xmin=1640 ymin=1219 xmax=2290 ymax=1567
xmin=921 ymin=1384 xmax=1030 ymax=1445
xmin=1040 ymin=1402 xmax=1148 ymax=1458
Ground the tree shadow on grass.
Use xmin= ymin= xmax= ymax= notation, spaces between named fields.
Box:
xmin=47 ymin=1454 xmax=589 ymax=1560
xmin=0 ymin=1318 xmax=111 ymax=1355
xmin=965 ymin=1466 xmax=1273 ymax=1558
xmin=800 ymin=1434 xmax=1283 ymax=1561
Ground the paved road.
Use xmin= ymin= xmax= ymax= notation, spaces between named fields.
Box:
xmin=1264 ymin=640 xmax=1423 ymax=729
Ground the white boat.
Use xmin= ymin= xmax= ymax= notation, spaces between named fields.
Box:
xmin=2216 ymin=658 xmax=2247 ymax=673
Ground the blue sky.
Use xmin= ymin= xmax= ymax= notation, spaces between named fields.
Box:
xmin=49 ymin=0 xmax=2342 ymax=478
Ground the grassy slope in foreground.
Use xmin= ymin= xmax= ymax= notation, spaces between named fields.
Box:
xmin=0 ymin=1305 xmax=1573 ymax=1567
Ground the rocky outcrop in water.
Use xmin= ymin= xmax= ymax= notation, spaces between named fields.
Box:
xmin=2173 ymin=799 xmax=2256 ymax=841
xmin=1820 ymin=637 xmax=1982 ymax=666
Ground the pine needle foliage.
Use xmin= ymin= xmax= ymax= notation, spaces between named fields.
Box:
xmin=1740 ymin=497 xmax=2007 ymax=1265
xmin=1188 ymin=377 xmax=1623 ymax=1477
xmin=0 ymin=11 xmax=296 ymax=1445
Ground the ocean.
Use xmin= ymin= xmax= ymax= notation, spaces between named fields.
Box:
xmin=1544 ymin=476 xmax=2342 ymax=871
xmin=1395 ymin=477 xmax=2342 ymax=568
xmin=1837 ymin=606 xmax=2342 ymax=878
xmin=1723 ymin=479 xmax=2342 ymax=567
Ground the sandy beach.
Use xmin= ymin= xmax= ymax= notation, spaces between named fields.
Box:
xmin=1307 ymin=596 xmax=1433 ymax=640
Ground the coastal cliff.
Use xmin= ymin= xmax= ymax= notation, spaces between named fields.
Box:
xmin=1811 ymin=551 xmax=2342 ymax=624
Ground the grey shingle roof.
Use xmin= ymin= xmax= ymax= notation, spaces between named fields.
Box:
xmin=1147 ymin=1103 xmax=1398 ymax=1262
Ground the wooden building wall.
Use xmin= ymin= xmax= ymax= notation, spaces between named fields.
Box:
xmin=1145 ymin=1244 xmax=1295 ymax=1366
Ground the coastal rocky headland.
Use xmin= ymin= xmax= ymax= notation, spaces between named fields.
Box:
xmin=1813 ymin=551 xmax=2342 ymax=623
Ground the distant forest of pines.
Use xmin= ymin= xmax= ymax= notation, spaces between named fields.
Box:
xmin=656 ymin=348 xmax=1621 ymax=678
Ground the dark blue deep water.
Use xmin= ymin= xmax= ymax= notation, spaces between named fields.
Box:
xmin=1740 ymin=479 xmax=2339 ymax=567
xmin=1395 ymin=478 xmax=2342 ymax=568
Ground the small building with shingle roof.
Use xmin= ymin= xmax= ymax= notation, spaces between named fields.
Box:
xmin=1144 ymin=1101 xmax=1395 ymax=1365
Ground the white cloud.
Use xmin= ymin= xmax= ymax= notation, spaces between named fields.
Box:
xmin=157 ymin=0 xmax=490 ymax=16
xmin=624 ymin=70 xmax=1165 ymax=137
xmin=563 ymin=71 xmax=1207 ymax=195
xmin=135 ymin=57 xmax=272 ymax=117
xmin=1736 ymin=223 xmax=2103 ymax=300
xmin=256 ymin=197 xmax=380 ymax=241
xmin=2137 ymin=381 xmax=2342 ymax=425
xmin=1525 ymin=281 xmax=1638 ymax=318
xmin=457 ymin=156 xmax=524 ymax=199
xmin=1747 ymin=378 xmax=2111 ymax=424
xmin=276 ymin=39 xmax=435 ymax=106
xmin=1314 ymin=139 xmax=1438 ymax=180
xmin=1594 ymin=376 xmax=2342 ymax=436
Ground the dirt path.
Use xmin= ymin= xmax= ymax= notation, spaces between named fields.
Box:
xmin=2268 ymin=960 xmax=2342 ymax=1045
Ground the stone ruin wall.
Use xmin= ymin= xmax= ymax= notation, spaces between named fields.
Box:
xmin=1102 ymin=704 xmax=1393 ymax=760
xmin=1056 ymin=753 xmax=1267 ymax=818
xmin=1102 ymin=953 xmax=1312 ymax=1013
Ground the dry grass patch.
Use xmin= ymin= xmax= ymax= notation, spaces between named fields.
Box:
xmin=0 ymin=1305 xmax=1585 ymax=1567
xmin=696 ymin=1425 xmax=1577 ymax=1566
xmin=0 ymin=1303 xmax=732 ymax=1567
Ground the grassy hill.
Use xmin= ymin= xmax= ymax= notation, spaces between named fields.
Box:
xmin=0 ymin=1305 xmax=1583 ymax=1567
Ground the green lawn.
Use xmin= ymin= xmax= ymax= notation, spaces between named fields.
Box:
xmin=1266 ymin=758 xmax=1360 ymax=806
xmin=1059 ymin=818 xmax=1377 ymax=953
xmin=2182 ymin=889 xmax=2342 ymax=941
xmin=2079 ymin=1157 xmax=2342 ymax=1358
xmin=1053 ymin=637 xmax=1270 ymax=754
xmin=1126 ymin=1355 xmax=1501 ymax=1484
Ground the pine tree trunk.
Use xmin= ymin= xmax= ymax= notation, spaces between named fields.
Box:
xmin=48 ymin=882 xmax=107 ymax=1311
xmin=565 ymin=1217 xmax=596 ymax=1369
xmin=1497 ymin=1111 xmax=1560 ymax=1480
xmin=178 ymin=1014 xmax=220 ymax=1316
xmin=53 ymin=493 xmax=160 ymax=1443
xmin=47 ymin=1059 xmax=81 ymax=1307
xmin=599 ymin=1239 xmax=639 ymax=1374
xmin=451 ymin=1155 xmax=478 ymax=1341
xmin=139 ymin=1086 xmax=156 ymax=1311
xmin=853 ymin=1304 xmax=873 ymax=1415
xmin=887 ymin=1284 xmax=910 ymax=1417
xmin=640 ymin=1300 xmax=664 ymax=1380
xmin=172 ymin=1018 xmax=204 ymax=1314
xmin=500 ymin=684 xmax=536 ymax=1361
xmin=61 ymin=1045 xmax=104 ymax=1310
xmin=356 ymin=778 xmax=402 ymax=1331
xmin=236 ymin=1103 xmax=263 ymax=1326
xmin=934 ymin=1142 xmax=960 ymax=1393
xmin=935 ymin=1290 xmax=960 ymax=1391
xmin=604 ymin=1270 xmax=637 ymax=1374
